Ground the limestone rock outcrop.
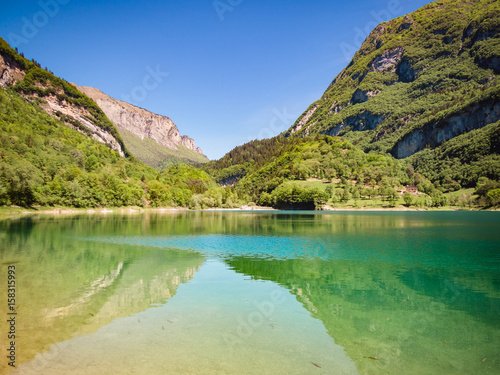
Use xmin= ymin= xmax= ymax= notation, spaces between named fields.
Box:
xmin=392 ymin=100 xmax=500 ymax=158
xmin=76 ymin=86 xmax=206 ymax=157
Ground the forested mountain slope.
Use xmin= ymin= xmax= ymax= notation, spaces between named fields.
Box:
xmin=285 ymin=0 xmax=499 ymax=160
xmin=0 ymin=85 xmax=221 ymax=208
xmin=203 ymin=0 xmax=500 ymax=208
xmin=1 ymin=37 xmax=207 ymax=169
xmin=0 ymin=37 xmax=224 ymax=209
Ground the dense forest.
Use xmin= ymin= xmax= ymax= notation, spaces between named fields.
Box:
xmin=1 ymin=81 xmax=499 ymax=210
xmin=202 ymin=133 xmax=499 ymax=209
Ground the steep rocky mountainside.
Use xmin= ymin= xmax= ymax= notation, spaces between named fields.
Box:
xmin=75 ymin=85 xmax=207 ymax=167
xmin=285 ymin=0 xmax=500 ymax=159
xmin=0 ymin=38 xmax=127 ymax=157
xmin=0 ymin=37 xmax=207 ymax=168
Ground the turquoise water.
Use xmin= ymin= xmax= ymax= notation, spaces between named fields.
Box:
xmin=0 ymin=211 xmax=499 ymax=374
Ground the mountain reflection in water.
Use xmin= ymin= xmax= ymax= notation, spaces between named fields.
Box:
xmin=1 ymin=211 xmax=498 ymax=374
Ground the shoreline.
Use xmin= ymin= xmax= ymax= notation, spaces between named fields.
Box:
xmin=0 ymin=205 xmax=497 ymax=219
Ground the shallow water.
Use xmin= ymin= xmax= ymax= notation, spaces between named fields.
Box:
xmin=0 ymin=211 xmax=499 ymax=374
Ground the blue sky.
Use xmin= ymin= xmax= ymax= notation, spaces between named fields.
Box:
xmin=1 ymin=0 xmax=433 ymax=160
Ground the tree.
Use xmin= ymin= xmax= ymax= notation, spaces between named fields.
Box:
xmin=487 ymin=188 xmax=500 ymax=206
xmin=352 ymin=186 xmax=360 ymax=200
xmin=403 ymin=192 xmax=413 ymax=207
xmin=259 ymin=192 xmax=272 ymax=207
xmin=1 ymin=159 xmax=42 ymax=206
xmin=387 ymin=187 xmax=398 ymax=200
xmin=189 ymin=194 xmax=202 ymax=210
xmin=86 ymin=154 xmax=98 ymax=171
xmin=201 ymin=196 xmax=216 ymax=208
xmin=430 ymin=191 xmax=447 ymax=207
xmin=341 ymin=187 xmax=351 ymax=202
xmin=147 ymin=180 xmax=170 ymax=207
xmin=325 ymin=184 xmax=335 ymax=199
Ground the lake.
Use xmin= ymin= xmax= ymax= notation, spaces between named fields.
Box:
xmin=1 ymin=211 xmax=499 ymax=374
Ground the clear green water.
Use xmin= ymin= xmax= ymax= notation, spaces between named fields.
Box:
xmin=0 ymin=211 xmax=499 ymax=374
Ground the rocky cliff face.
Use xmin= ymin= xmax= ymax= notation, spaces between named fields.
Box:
xmin=285 ymin=0 xmax=500 ymax=159
xmin=76 ymin=86 xmax=206 ymax=157
xmin=326 ymin=111 xmax=384 ymax=136
xmin=41 ymin=95 xmax=126 ymax=157
xmin=392 ymin=99 xmax=500 ymax=158
xmin=0 ymin=53 xmax=24 ymax=88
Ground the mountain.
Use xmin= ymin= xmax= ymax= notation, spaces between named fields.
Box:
xmin=75 ymin=85 xmax=208 ymax=168
xmin=0 ymin=38 xmax=128 ymax=157
xmin=0 ymin=38 xmax=219 ymax=208
xmin=284 ymin=0 xmax=499 ymax=162
xmin=0 ymin=79 xmax=218 ymax=208
xmin=202 ymin=0 xmax=500 ymax=208
xmin=0 ymin=37 xmax=207 ymax=169
xmin=202 ymin=133 xmax=422 ymax=208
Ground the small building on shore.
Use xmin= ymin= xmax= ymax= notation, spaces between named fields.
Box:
xmin=406 ymin=184 xmax=418 ymax=194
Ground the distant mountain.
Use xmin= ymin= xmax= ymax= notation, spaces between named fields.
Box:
xmin=75 ymin=85 xmax=208 ymax=168
xmin=285 ymin=0 xmax=499 ymax=160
